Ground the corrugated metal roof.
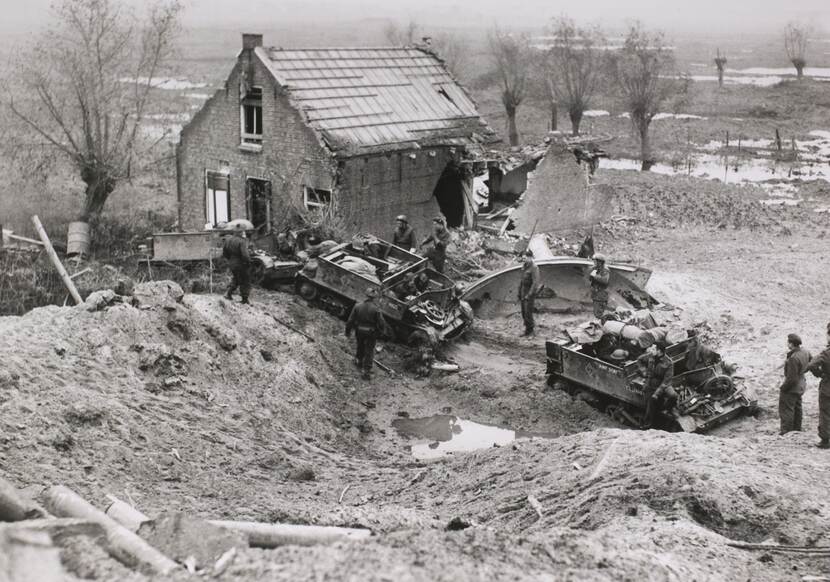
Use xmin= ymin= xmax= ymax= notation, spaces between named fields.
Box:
xmin=256 ymin=46 xmax=493 ymax=155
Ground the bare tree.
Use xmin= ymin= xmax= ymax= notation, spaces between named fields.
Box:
xmin=431 ymin=33 xmax=469 ymax=80
xmin=784 ymin=22 xmax=810 ymax=79
xmin=488 ymin=28 xmax=532 ymax=147
xmin=714 ymin=48 xmax=727 ymax=88
xmin=611 ymin=23 xmax=676 ymax=170
xmin=7 ymin=0 xmax=181 ymax=222
xmin=384 ymin=19 xmax=421 ymax=46
xmin=545 ymin=17 xmax=603 ymax=136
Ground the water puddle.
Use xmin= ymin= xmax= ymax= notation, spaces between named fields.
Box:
xmin=392 ymin=414 xmax=553 ymax=460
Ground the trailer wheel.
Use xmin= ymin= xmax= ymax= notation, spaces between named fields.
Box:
xmin=297 ymin=281 xmax=319 ymax=301
xmin=701 ymin=374 xmax=734 ymax=396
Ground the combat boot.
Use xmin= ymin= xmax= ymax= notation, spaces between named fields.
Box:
xmin=818 ymin=439 xmax=830 ymax=449
xmin=224 ymin=291 xmax=233 ymax=300
xmin=362 ymin=370 xmax=372 ymax=381
xmin=241 ymin=297 xmax=250 ymax=305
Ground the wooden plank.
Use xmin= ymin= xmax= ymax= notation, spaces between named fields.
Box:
xmin=31 ymin=216 xmax=82 ymax=305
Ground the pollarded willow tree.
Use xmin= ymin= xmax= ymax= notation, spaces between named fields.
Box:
xmin=611 ymin=23 xmax=676 ymax=171
xmin=487 ymin=28 xmax=532 ymax=147
xmin=8 ymin=0 xmax=182 ymax=222
xmin=545 ymin=16 xmax=604 ymax=136
xmin=784 ymin=22 xmax=810 ymax=79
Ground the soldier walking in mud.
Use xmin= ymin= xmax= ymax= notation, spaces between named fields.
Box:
xmin=589 ymin=253 xmax=610 ymax=319
xmin=518 ymin=250 xmax=540 ymax=336
xmin=223 ymin=226 xmax=252 ymax=304
xmin=638 ymin=342 xmax=677 ymax=428
xmin=807 ymin=323 xmax=830 ymax=449
xmin=779 ymin=333 xmax=811 ymax=435
xmin=419 ymin=216 xmax=450 ymax=273
xmin=346 ymin=287 xmax=392 ymax=380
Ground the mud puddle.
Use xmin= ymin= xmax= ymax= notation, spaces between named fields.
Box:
xmin=392 ymin=414 xmax=554 ymax=460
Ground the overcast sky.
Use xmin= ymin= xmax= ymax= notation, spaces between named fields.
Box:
xmin=2 ymin=0 xmax=828 ymax=34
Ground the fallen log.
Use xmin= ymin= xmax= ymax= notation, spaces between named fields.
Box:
xmin=208 ymin=520 xmax=371 ymax=548
xmin=43 ymin=486 xmax=178 ymax=575
xmin=0 ymin=478 xmax=48 ymax=522
xmin=103 ymin=495 xmax=372 ymax=548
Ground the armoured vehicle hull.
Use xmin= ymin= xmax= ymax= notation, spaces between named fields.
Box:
xmin=295 ymin=240 xmax=472 ymax=345
xmin=546 ymin=331 xmax=757 ymax=433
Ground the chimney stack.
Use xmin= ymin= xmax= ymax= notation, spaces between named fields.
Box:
xmin=242 ymin=33 xmax=263 ymax=51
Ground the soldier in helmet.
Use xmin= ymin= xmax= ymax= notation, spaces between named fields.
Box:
xmin=589 ymin=253 xmax=611 ymax=319
xmin=222 ymin=225 xmax=252 ymax=304
xmin=807 ymin=323 xmax=830 ymax=449
xmin=392 ymin=215 xmax=417 ymax=253
xmin=345 ymin=287 xmax=393 ymax=380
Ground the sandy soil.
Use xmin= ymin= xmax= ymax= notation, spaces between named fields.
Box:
xmin=2 ymin=202 xmax=830 ymax=580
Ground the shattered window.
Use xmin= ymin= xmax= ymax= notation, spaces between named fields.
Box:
xmin=303 ymin=186 xmax=332 ymax=211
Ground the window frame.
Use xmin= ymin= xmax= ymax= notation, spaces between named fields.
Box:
xmin=240 ymin=85 xmax=263 ymax=146
xmin=303 ymin=186 xmax=333 ymax=212
xmin=205 ymin=170 xmax=231 ymax=227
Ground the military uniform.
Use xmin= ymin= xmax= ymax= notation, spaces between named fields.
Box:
xmin=223 ymin=234 xmax=251 ymax=303
xmin=779 ymin=345 xmax=811 ymax=434
xmin=638 ymin=351 xmax=676 ymax=427
xmin=518 ymin=256 xmax=540 ymax=335
xmin=589 ymin=265 xmax=610 ymax=318
xmin=392 ymin=224 xmax=417 ymax=251
xmin=346 ymin=295 xmax=391 ymax=379
xmin=808 ymin=343 xmax=830 ymax=447
xmin=420 ymin=223 xmax=450 ymax=273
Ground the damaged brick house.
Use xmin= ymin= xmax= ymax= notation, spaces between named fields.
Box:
xmin=176 ymin=33 xmax=494 ymax=244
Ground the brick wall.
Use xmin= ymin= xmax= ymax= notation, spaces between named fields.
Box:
xmin=176 ymin=50 xmax=335 ymax=233
xmin=177 ymin=48 xmax=458 ymax=242
xmin=335 ymin=147 xmax=452 ymax=241
xmin=511 ymin=144 xmax=612 ymax=233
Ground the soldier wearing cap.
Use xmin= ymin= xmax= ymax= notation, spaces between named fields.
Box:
xmin=807 ymin=323 xmax=830 ymax=448
xmin=419 ymin=216 xmax=451 ymax=273
xmin=517 ymin=249 xmax=540 ymax=336
xmin=345 ymin=287 xmax=393 ymax=380
xmin=779 ymin=333 xmax=812 ymax=435
xmin=589 ymin=253 xmax=611 ymax=319
xmin=222 ymin=225 xmax=252 ymax=304
xmin=392 ymin=215 xmax=417 ymax=253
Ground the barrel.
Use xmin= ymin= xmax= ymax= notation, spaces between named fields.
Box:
xmin=67 ymin=222 xmax=90 ymax=257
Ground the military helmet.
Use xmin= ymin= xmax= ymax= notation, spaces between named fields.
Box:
xmin=592 ymin=253 xmax=606 ymax=263
xmin=396 ymin=214 xmax=408 ymax=223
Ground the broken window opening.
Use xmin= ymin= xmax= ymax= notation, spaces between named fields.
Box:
xmin=241 ymin=86 xmax=263 ymax=145
xmin=303 ymin=186 xmax=332 ymax=212
xmin=205 ymin=171 xmax=230 ymax=227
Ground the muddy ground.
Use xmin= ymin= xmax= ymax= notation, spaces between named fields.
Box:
xmin=2 ymin=176 xmax=830 ymax=580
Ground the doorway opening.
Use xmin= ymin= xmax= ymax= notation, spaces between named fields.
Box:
xmin=432 ymin=163 xmax=465 ymax=227
xmin=246 ymin=178 xmax=271 ymax=235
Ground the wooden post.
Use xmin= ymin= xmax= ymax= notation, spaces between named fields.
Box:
xmin=31 ymin=216 xmax=82 ymax=305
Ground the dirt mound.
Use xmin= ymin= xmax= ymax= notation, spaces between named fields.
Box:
xmin=0 ymin=282 xmax=373 ymax=518
xmin=597 ymin=170 xmax=815 ymax=232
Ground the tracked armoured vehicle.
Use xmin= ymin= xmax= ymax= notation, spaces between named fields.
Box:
xmin=294 ymin=239 xmax=473 ymax=346
xmin=546 ymin=317 xmax=757 ymax=433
